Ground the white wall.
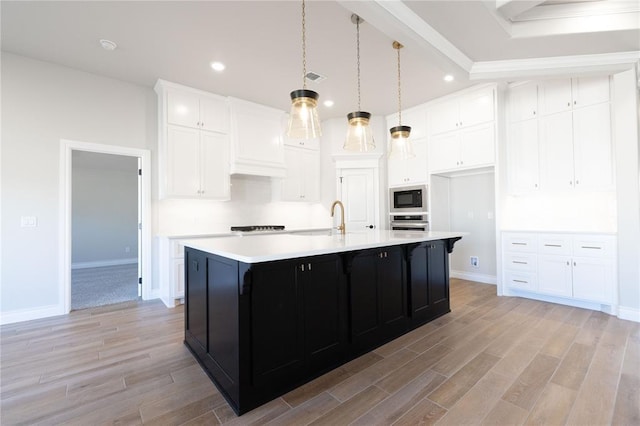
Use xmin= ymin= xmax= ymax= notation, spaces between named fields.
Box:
xmin=72 ymin=153 xmax=139 ymax=266
xmin=1 ymin=53 xmax=156 ymax=314
xmin=446 ymin=172 xmax=497 ymax=280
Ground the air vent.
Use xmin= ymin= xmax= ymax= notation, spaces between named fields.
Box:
xmin=305 ymin=71 xmax=326 ymax=83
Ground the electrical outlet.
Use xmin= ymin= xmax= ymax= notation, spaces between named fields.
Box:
xmin=470 ymin=256 xmax=479 ymax=268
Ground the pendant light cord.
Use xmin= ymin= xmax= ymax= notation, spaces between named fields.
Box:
xmin=356 ymin=17 xmax=361 ymax=111
xmin=301 ymin=0 xmax=307 ymax=90
xmin=397 ymin=44 xmax=402 ymax=126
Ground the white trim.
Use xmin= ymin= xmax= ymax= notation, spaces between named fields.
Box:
xmin=470 ymin=51 xmax=640 ymax=81
xmin=71 ymin=258 xmax=138 ymax=269
xmin=450 ymin=270 xmax=497 ymax=285
xmin=505 ymin=287 xmax=614 ymax=313
xmin=0 ymin=305 xmax=64 ymax=325
xmin=60 ymin=139 xmax=153 ymax=316
xmin=618 ymin=306 xmax=640 ymax=323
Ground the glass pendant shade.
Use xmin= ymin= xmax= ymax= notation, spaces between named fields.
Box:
xmin=388 ymin=125 xmax=415 ymax=159
xmin=344 ymin=111 xmax=375 ymax=152
xmin=287 ymin=89 xmax=322 ymax=139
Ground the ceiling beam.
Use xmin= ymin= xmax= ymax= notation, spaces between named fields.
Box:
xmin=337 ymin=0 xmax=474 ymax=78
xmin=496 ymin=0 xmax=546 ymax=21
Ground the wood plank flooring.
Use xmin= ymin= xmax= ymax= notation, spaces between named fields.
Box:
xmin=2 ymin=279 xmax=638 ymax=425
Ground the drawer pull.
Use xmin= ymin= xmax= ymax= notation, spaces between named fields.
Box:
xmin=513 ymin=279 xmax=528 ymax=284
xmin=513 ymin=261 xmax=528 ymax=264
xmin=544 ymin=244 xmax=562 ymax=247
xmin=581 ymin=246 xmax=602 ymax=250
xmin=512 ymin=242 xmax=527 ymax=246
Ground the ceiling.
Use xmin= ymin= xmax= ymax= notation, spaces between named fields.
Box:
xmin=2 ymin=1 xmax=638 ymax=120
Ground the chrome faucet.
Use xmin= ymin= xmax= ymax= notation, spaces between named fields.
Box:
xmin=331 ymin=200 xmax=346 ymax=235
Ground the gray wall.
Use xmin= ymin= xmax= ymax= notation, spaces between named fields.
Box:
xmin=72 ymin=152 xmax=139 ymax=267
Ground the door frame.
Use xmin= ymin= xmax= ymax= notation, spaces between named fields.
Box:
xmin=59 ymin=139 xmax=152 ymax=313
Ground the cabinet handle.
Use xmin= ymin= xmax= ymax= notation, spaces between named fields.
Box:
xmin=574 ymin=261 xmax=577 ymax=266
xmin=581 ymin=246 xmax=602 ymax=250
xmin=192 ymin=260 xmax=199 ymax=272
xmin=534 ymin=183 xmax=538 ymax=188
xmin=566 ymin=261 xmax=570 ymax=266
xmin=569 ymin=180 xmax=573 ymax=186
xmin=544 ymin=244 xmax=562 ymax=247
xmin=514 ymin=279 xmax=528 ymax=284
xmin=512 ymin=242 xmax=527 ymax=246
xmin=308 ymin=263 xmax=312 ymax=271
xmin=574 ymin=100 xmax=577 ymax=105
xmin=575 ymin=180 xmax=579 ymax=185
xmin=513 ymin=261 xmax=527 ymax=264
xmin=567 ymin=102 xmax=571 ymax=107
xmin=300 ymin=264 xmax=305 ymax=271
xmin=533 ymin=111 xmax=536 ymax=115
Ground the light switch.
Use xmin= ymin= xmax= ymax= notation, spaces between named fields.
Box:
xmin=21 ymin=216 xmax=37 ymax=227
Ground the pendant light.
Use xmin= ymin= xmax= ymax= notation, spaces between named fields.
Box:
xmin=287 ymin=0 xmax=322 ymax=139
xmin=388 ymin=41 xmax=414 ymax=159
xmin=344 ymin=14 xmax=375 ymax=152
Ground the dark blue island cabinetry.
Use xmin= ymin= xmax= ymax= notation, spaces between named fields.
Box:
xmin=184 ymin=236 xmax=461 ymax=415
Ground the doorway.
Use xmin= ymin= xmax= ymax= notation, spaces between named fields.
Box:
xmin=60 ymin=139 xmax=152 ymax=314
xmin=71 ymin=151 xmax=140 ymax=310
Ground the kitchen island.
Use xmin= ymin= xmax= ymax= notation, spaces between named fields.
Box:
xmin=183 ymin=230 xmax=464 ymax=415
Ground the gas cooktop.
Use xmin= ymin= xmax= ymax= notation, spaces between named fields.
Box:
xmin=230 ymin=225 xmax=285 ymax=232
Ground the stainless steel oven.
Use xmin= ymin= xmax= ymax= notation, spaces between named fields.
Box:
xmin=390 ymin=185 xmax=427 ymax=214
xmin=390 ymin=214 xmax=429 ymax=231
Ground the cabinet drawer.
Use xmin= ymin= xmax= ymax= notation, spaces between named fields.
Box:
xmin=572 ymin=235 xmax=616 ymax=258
xmin=504 ymin=253 xmax=537 ymax=272
xmin=503 ymin=233 xmax=537 ymax=253
xmin=538 ymin=234 xmax=572 ymax=255
xmin=505 ymin=270 xmax=537 ymax=292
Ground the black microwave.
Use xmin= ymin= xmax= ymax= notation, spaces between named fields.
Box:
xmin=389 ymin=185 xmax=427 ymax=213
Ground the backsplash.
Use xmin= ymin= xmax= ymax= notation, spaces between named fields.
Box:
xmin=157 ymin=174 xmax=332 ymax=236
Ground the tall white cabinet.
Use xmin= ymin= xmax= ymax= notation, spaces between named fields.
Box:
xmin=155 ymin=80 xmax=231 ymax=200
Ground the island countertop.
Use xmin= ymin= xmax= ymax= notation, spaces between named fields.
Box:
xmin=183 ymin=230 xmax=466 ymax=263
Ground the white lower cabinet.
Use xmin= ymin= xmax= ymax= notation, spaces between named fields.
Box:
xmin=502 ymin=232 xmax=616 ymax=305
xmin=158 ymin=237 xmax=189 ymax=307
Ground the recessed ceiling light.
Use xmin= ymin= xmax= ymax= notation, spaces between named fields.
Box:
xmin=210 ymin=61 xmax=226 ymax=72
xmin=444 ymin=74 xmax=454 ymax=82
xmin=99 ymin=39 xmax=117 ymax=51
xmin=323 ymin=100 xmax=334 ymax=107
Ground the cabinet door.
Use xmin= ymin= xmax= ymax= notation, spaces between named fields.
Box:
xmin=409 ymin=241 xmax=449 ymax=325
xmin=378 ymin=246 xmax=407 ymax=337
xmin=200 ymin=131 xmax=230 ymax=200
xmin=509 ymin=82 xmax=538 ymax=122
xmin=459 ymin=123 xmax=495 ymax=168
xmin=251 ymin=260 xmax=304 ymax=387
xmin=572 ymin=257 xmax=614 ymax=303
xmin=200 ymin=96 xmax=229 ymax=133
xmin=429 ymin=99 xmax=459 ymax=135
xmin=281 ymin=147 xmax=304 ymax=200
xmin=539 ymin=111 xmax=574 ymax=190
xmin=508 ymin=119 xmax=539 ymax=193
xmin=427 ymin=240 xmax=449 ymax=313
xmin=350 ymin=250 xmax=379 ymax=347
xmin=167 ymin=90 xmax=200 ymax=128
xmin=167 ymin=125 xmax=200 ymax=197
xmin=572 ymin=103 xmax=614 ymax=190
xmin=538 ymin=255 xmax=573 ymax=297
xmin=540 ymin=79 xmax=573 ymax=116
xmin=405 ymin=137 xmax=428 ymax=184
xmin=174 ymin=258 xmax=185 ymax=299
xmin=387 ymin=154 xmax=407 ymax=187
xmin=429 ymin=132 xmax=460 ymax=172
xmin=572 ymin=76 xmax=609 ymax=108
xmin=339 ymin=168 xmax=376 ymax=231
xmin=185 ymin=249 xmax=208 ymax=352
xmin=460 ymin=87 xmax=494 ymax=128
xmin=302 ymin=256 xmax=346 ymax=370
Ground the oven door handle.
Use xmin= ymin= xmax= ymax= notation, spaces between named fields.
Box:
xmin=390 ymin=222 xmax=428 ymax=228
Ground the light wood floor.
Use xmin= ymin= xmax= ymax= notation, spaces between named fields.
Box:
xmin=2 ymin=279 xmax=638 ymax=425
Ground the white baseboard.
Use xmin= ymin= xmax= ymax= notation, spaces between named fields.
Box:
xmin=450 ymin=270 xmax=497 ymax=285
xmin=72 ymin=258 xmax=137 ymax=269
xmin=618 ymin=306 xmax=640 ymax=323
xmin=0 ymin=304 xmax=65 ymax=325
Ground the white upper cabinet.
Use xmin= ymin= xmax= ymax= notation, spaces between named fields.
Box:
xmin=167 ymin=90 xmax=228 ymax=133
xmin=508 ymin=82 xmax=538 ymax=122
xmin=278 ymin=147 xmax=320 ymax=202
xmin=428 ymin=86 xmax=494 ymax=135
xmin=229 ymin=97 xmax=286 ymax=177
xmin=540 ymin=76 xmax=610 ymax=116
xmin=282 ymin=114 xmax=320 ymax=150
xmin=429 ymin=123 xmax=495 ymax=174
xmin=388 ymin=137 xmax=428 ymax=187
xmin=155 ymin=80 xmax=230 ymax=200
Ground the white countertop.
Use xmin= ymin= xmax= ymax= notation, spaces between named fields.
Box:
xmin=184 ymin=230 xmax=466 ymax=263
